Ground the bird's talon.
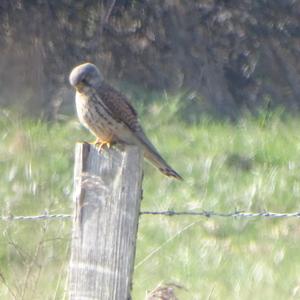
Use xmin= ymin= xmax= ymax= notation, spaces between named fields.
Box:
xmin=93 ymin=140 xmax=111 ymax=153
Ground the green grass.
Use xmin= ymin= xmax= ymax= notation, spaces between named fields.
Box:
xmin=1 ymin=100 xmax=300 ymax=299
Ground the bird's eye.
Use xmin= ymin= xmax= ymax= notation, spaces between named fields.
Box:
xmin=81 ymin=78 xmax=88 ymax=85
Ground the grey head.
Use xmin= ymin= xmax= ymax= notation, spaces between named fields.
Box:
xmin=69 ymin=63 xmax=103 ymax=89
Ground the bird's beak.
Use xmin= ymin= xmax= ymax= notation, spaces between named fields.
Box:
xmin=75 ymin=82 xmax=85 ymax=93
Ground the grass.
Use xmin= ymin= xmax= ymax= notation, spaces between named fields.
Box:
xmin=1 ymin=98 xmax=300 ymax=299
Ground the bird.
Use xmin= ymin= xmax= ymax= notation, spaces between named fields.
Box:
xmin=69 ymin=62 xmax=182 ymax=180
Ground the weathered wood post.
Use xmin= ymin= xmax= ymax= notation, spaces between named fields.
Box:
xmin=69 ymin=143 xmax=143 ymax=300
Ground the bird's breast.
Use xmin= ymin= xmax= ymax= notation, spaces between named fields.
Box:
xmin=75 ymin=91 xmax=127 ymax=142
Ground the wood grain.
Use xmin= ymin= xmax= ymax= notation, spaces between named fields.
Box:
xmin=69 ymin=143 xmax=143 ymax=300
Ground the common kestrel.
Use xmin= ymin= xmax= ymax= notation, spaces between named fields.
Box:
xmin=69 ymin=63 xmax=182 ymax=180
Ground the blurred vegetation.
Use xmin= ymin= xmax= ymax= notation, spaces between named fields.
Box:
xmin=1 ymin=99 xmax=300 ymax=299
xmin=1 ymin=0 xmax=300 ymax=118
xmin=1 ymin=1 xmax=300 ymax=299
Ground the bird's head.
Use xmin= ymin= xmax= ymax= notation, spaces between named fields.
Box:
xmin=69 ymin=63 xmax=103 ymax=92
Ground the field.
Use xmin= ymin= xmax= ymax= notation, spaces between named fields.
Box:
xmin=1 ymin=96 xmax=300 ymax=299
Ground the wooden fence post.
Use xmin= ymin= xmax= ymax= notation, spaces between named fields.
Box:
xmin=69 ymin=143 xmax=143 ymax=300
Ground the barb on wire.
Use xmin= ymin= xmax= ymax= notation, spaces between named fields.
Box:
xmin=1 ymin=210 xmax=300 ymax=221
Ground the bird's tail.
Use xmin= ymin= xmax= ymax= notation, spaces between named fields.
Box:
xmin=144 ymin=148 xmax=183 ymax=180
xmin=135 ymin=128 xmax=183 ymax=180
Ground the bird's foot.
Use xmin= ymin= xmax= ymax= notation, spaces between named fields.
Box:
xmin=93 ymin=139 xmax=112 ymax=153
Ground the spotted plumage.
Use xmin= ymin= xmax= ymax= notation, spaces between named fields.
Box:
xmin=69 ymin=62 xmax=182 ymax=180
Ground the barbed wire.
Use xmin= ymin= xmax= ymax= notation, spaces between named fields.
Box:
xmin=140 ymin=210 xmax=300 ymax=218
xmin=1 ymin=210 xmax=300 ymax=221
xmin=0 ymin=214 xmax=72 ymax=221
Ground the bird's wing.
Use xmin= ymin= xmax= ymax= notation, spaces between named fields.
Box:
xmin=96 ymin=82 xmax=141 ymax=131
xmin=96 ymin=82 xmax=164 ymax=154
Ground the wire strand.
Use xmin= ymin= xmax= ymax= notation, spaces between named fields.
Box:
xmin=1 ymin=210 xmax=300 ymax=221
